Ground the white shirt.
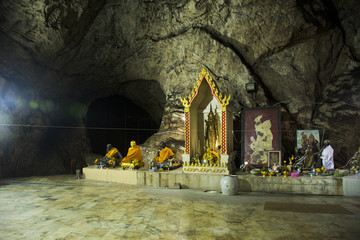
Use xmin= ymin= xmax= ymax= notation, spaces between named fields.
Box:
xmin=321 ymin=145 xmax=334 ymax=170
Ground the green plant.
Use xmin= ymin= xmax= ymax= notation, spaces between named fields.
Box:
xmin=261 ymin=165 xmax=268 ymax=172
xmin=334 ymin=173 xmax=346 ymax=177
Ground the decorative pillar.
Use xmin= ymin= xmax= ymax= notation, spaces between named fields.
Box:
xmin=220 ymin=96 xmax=230 ymax=154
xmin=184 ymin=108 xmax=190 ymax=154
xmin=221 ymin=108 xmax=227 ymax=154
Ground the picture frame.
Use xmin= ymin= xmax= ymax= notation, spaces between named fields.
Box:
xmin=241 ymin=107 xmax=281 ymax=166
xmin=296 ymin=130 xmax=320 ymax=151
xmin=268 ymin=150 xmax=281 ymax=168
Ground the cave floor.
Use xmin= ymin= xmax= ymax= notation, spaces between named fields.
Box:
xmin=0 ymin=175 xmax=359 ymax=240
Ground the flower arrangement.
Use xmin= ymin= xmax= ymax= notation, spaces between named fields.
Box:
xmin=239 ymin=164 xmax=245 ymax=172
xmin=283 ymin=160 xmax=289 ymax=177
xmin=261 ymin=162 xmax=268 ymax=177
xmin=108 ymin=159 xmax=114 ymax=166
xmin=289 ymin=155 xmax=294 ymax=165
xmin=291 ymin=172 xmax=299 ymax=177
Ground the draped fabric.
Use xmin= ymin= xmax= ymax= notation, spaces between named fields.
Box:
xmin=321 ymin=145 xmax=334 ymax=170
xmin=105 ymin=147 xmax=121 ymax=159
xmin=153 ymin=147 xmax=174 ymax=163
xmin=121 ymin=145 xmax=142 ymax=163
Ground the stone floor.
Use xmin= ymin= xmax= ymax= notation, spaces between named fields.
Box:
xmin=0 ymin=175 xmax=360 ymax=240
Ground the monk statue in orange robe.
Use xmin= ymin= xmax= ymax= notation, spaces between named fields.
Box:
xmin=121 ymin=140 xmax=143 ymax=164
xmin=152 ymin=141 xmax=174 ymax=164
xmin=94 ymin=144 xmax=123 ymax=168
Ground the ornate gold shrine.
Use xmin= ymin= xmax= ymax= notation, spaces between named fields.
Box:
xmin=180 ymin=69 xmax=233 ymax=175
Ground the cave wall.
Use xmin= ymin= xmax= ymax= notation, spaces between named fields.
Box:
xmin=0 ymin=0 xmax=359 ymax=177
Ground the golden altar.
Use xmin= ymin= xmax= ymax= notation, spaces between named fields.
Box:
xmin=180 ymin=69 xmax=233 ymax=174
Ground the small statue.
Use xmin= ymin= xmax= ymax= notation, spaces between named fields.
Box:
xmin=202 ymin=147 xmax=220 ymax=165
xmin=272 ymin=162 xmax=277 ymax=171
xmin=203 ymin=147 xmax=214 ymax=163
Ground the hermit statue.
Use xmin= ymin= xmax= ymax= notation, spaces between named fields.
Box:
xmin=204 ymin=108 xmax=218 ymax=152
xmin=349 ymin=146 xmax=360 ymax=171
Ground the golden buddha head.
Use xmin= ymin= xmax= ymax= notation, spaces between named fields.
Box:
xmin=130 ymin=140 xmax=136 ymax=147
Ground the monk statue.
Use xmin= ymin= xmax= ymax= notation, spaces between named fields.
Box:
xmin=204 ymin=108 xmax=218 ymax=151
xmin=121 ymin=140 xmax=143 ymax=164
xmin=152 ymin=141 xmax=175 ymax=167
xmin=95 ymin=144 xmax=123 ymax=168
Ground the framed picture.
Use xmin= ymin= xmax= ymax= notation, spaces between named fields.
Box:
xmin=296 ymin=130 xmax=320 ymax=152
xmin=241 ymin=107 xmax=281 ymax=166
xmin=268 ymin=150 xmax=281 ymax=168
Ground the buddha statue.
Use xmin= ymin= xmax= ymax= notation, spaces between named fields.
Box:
xmin=204 ymin=107 xmax=218 ymax=152
xmin=202 ymin=147 xmax=220 ymax=165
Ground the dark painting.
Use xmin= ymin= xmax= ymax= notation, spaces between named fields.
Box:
xmin=241 ymin=107 xmax=281 ymax=165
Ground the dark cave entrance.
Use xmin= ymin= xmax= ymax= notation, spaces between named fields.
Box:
xmin=86 ymin=95 xmax=160 ymax=156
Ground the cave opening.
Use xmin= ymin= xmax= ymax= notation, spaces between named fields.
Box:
xmin=86 ymin=95 xmax=160 ymax=156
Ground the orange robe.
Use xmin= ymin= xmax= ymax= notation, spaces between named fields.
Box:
xmin=105 ymin=147 xmax=119 ymax=158
xmin=121 ymin=145 xmax=142 ymax=163
xmin=153 ymin=147 xmax=174 ymax=163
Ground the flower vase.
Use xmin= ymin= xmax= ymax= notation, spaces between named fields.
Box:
xmin=283 ymin=172 xmax=288 ymax=178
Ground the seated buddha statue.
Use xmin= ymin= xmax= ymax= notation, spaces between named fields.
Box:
xmin=121 ymin=140 xmax=143 ymax=164
xmin=202 ymin=147 xmax=220 ymax=165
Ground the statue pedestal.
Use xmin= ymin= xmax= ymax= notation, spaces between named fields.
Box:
xmin=220 ymin=154 xmax=229 ymax=164
xmin=182 ymin=165 xmax=229 ymax=175
xmin=182 ymin=154 xmax=190 ymax=163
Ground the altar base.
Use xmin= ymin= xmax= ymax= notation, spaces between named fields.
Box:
xmin=83 ymin=166 xmax=139 ymax=185
xmin=82 ymin=166 xmax=360 ymax=196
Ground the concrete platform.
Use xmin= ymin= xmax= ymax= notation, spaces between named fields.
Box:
xmin=343 ymin=175 xmax=360 ymax=196
xmin=83 ymin=166 xmax=360 ymax=196
xmin=83 ymin=166 xmax=138 ymax=185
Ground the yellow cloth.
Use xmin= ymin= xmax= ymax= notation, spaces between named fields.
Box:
xmin=121 ymin=145 xmax=142 ymax=163
xmin=153 ymin=147 xmax=174 ymax=164
xmin=105 ymin=147 xmax=119 ymax=158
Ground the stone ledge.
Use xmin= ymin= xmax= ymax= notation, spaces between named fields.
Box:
xmin=82 ymin=167 xmax=359 ymax=196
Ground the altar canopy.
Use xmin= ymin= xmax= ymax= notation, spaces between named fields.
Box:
xmin=180 ymin=69 xmax=233 ymax=165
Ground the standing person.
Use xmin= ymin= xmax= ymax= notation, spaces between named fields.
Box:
xmin=321 ymin=140 xmax=334 ymax=170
